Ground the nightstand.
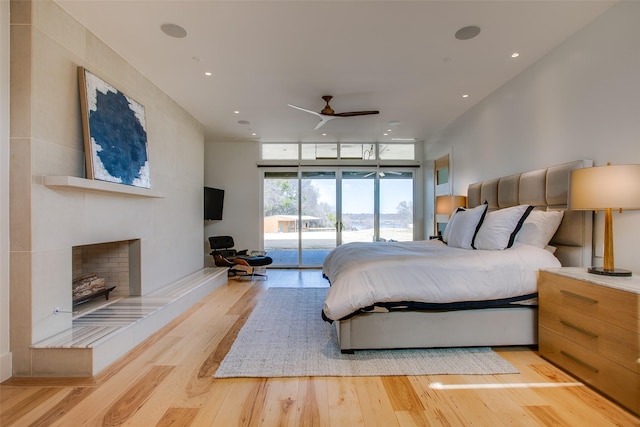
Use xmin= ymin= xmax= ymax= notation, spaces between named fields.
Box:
xmin=538 ymin=268 xmax=640 ymax=415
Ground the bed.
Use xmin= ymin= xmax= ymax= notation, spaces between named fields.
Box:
xmin=322 ymin=160 xmax=593 ymax=352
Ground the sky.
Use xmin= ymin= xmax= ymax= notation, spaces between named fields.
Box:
xmin=313 ymin=178 xmax=412 ymax=214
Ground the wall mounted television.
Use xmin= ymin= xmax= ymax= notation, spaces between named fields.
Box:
xmin=204 ymin=187 xmax=224 ymax=220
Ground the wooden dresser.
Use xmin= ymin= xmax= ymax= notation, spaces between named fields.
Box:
xmin=538 ymin=268 xmax=640 ymax=415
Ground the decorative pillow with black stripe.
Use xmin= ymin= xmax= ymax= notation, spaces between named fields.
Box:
xmin=515 ymin=209 xmax=564 ymax=248
xmin=444 ymin=203 xmax=488 ymax=250
xmin=473 ymin=204 xmax=534 ymax=250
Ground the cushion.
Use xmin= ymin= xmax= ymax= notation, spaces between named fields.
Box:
xmin=474 ymin=205 xmax=534 ymax=250
xmin=445 ymin=204 xmax=488 ymax=249
xmin=442 ymin=207 xmax=464 ymax=244
xmin=516 ymin=209 xmax=564 ymax=248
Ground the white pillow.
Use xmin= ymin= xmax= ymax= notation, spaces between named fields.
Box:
xmin=516 ymin=209 xmax=564 ymax=248
xmin=474 ymin=205 xmax=533 ymax=250
xmin=445 ymin=204 xmax=488 ymax=249
xmin=442 ymin=207 xmax=464 ymax=244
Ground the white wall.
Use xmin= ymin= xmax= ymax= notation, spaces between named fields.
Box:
xmin=426 ymin=1 xmax=640 ymax=272
xmin=203 ymin=141 xmax=262 ymax=261
xmin=1 ymin=0 xmax=12 ymax=382
xmin=10 ymin=0 xmax=205 ymax=376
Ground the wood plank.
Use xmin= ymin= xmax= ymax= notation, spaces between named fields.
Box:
xmin=326 ymin=377 xmax=365 ymax=426
xmin=258 ymin=378 xmax=300 ymax=426
xmin=102 ymin=365 xmax=175 ymax=426
xmin=381 ymin=376 xmax=424 ymax=412
xmin=206 ymin=379 xmax=264 ymax=426
xmin=28 ymin=387 xmax=97 ymax=427
xmin=0 ymin=388 xmax=63 ymax=426
xmin=409 ymin=375 xmax=470 ymax=426
xmin=155 ymin=407 xmax=200 ymax=427
xmin=354 ymin=376 xmax=400 ymax=427
xmin=296 ymin=377 xmax=330 ymax=427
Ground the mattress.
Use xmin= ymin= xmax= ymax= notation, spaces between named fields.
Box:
xmin=322 ymin=239 xmax=561 ymax=321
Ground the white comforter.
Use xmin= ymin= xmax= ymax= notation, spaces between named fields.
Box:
xmin=322 ymin=239 xmax=561 ymax=320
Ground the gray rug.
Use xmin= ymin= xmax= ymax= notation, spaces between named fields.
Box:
xmin=214 ymin=287 xmax=519 ymax=378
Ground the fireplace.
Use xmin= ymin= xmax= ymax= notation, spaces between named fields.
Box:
xmin=71 ymin=239 xmax=141 ymax=313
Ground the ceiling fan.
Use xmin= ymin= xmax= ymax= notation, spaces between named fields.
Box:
xmin=288 ymin=96 xmax=379 ymax=130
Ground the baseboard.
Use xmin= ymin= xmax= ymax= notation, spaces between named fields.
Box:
xmin=0 ymin=351 xmax=12 ymax=381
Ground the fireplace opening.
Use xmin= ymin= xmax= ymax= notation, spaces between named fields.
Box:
xmin=72 ymin=239 xmax=141 ymax=316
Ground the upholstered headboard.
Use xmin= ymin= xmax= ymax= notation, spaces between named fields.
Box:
xmin=467 ymin=160 xmax=593 ymax=267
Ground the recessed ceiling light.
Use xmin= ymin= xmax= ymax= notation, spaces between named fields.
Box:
xmin=387 ymin=129 xmax=392 ymax=132
xmin=511 ymin=52 xmax=520 ymax=58
xmin=234 ymin=111 xmax=240 ymax=114
xmin=462 ymin=94 xmax=469 ymax=98
xmin=251 ymin=133 xmax=257 ymax=136
xmin=455 ymin=25 xmax=481 ymax=41
xmin=204 ymin=72 xmax=212 ymax=76
xmin=388 ymin=120 xmax=400 ymax=126
xmin=160 ymin=23 xmax=187 ymax=39
xmin=383 ymin=133 xmax=389 ymax=136
xmin=322 ymin=133 xmax=327 ymax=136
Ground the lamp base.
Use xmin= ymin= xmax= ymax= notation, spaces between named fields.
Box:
xmin=588 ymin=266 xmax=632 ymax=277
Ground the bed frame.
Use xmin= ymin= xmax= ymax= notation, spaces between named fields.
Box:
xmin=335 ymin=160 xmax=593 ymax=352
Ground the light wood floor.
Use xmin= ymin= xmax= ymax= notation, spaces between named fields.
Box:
xmin=1 ymin=269 xmax=638 ymax=426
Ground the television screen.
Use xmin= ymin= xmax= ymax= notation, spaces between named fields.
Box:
xmin=204 ymin=187 xmax=224 ymax=220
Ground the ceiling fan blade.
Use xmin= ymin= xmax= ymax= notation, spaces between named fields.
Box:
xmin=313 ymin=115 xmax=337 ymax=130
xmin=290 ymin=97 xmax=379 ymax=131
xmin=288 ymin=104 xmax=323 ymax=118
xmin=333 ymin=111 xmax=380 ymax=117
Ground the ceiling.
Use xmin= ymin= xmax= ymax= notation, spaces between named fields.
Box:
xmin=55 ymin=1 xmax=614 ymax=144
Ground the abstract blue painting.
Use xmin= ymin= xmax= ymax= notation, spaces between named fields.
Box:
xmin=78 ymin=67 xmax=151 ymax=188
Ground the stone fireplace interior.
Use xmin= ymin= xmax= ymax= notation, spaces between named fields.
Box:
xmin=71 ymin=239 xmax=141 ymax=316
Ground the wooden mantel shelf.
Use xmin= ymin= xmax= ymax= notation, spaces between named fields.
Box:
xmin=44 ymin=176 xmax=164 ymax=198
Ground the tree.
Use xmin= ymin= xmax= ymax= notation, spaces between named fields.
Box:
xmin=263 ymin=178 xmax=326 ymax=220
xmin=263 ymin=178 xmax=297 ymax=216
xmin=396 ymin=201 xmax=413 ymax=226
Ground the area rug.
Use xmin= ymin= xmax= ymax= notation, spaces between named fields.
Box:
xmin=214 ymin=287 xmax=518 ymax=378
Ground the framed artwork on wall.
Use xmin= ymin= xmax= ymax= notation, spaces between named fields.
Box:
xmin=77 ymin=67 xmax=151 ymax=188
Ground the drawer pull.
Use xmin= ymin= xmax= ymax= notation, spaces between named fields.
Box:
xmin=560 ymin=290 xmax=598 ymax=304
xmin=560 ymin=320 xmax=598 ymax=338
xmin=560 ymin=351 xmax=599 ymax=373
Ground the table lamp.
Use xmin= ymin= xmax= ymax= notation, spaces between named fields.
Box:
xmin=569 ymin=163 xmax=640 ymax=276
xmin=436 ymin=195 xmax=467 ymax=216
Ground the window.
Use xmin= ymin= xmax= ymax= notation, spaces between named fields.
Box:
xmin=261 ymin=142 xmax=417 ymax=161
xmin=262 ymin=143 xmax=298 ymax=160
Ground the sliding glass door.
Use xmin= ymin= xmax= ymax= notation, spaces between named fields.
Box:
xmin=263 ymin=171 xmax=299 ymax=266
xmin=379 ymin=171 xmax=414 ymax=242
xmin=301 ymin=171 xmax=336 ymax=266
xmin=341 ymin=171 xmax=376 ymax=244
xmin=263 ymin=168 xmax=414 ymax=267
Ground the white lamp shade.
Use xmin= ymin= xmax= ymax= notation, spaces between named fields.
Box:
xmin=569 ymin=164 xmax=640 ymax=210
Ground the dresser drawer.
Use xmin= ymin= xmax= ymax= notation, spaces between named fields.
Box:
xmin=538 ymin=271 xmax=638 ymax=332
xmin=539 ymin=326 xmax=639 ymax=414
xmin=539 ymin=301 xmax=640 ymax=373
